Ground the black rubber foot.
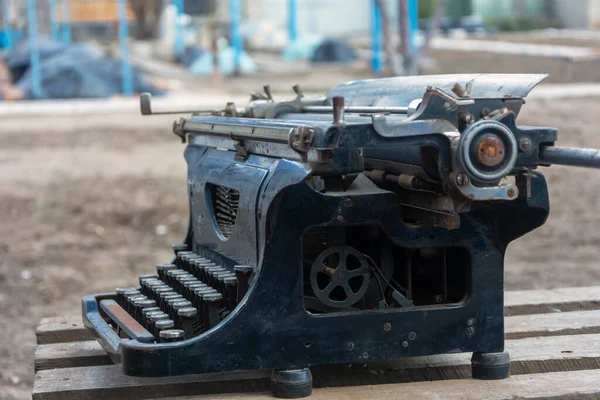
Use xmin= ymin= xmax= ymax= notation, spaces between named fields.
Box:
xmin=270 ymin=368 xmax=313 ymax=398
xmin=471 ymin=351 xmax=511 ymax=380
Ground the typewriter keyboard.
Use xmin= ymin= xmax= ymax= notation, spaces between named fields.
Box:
xmin=109 ymin=245 xmax=254 ymax=343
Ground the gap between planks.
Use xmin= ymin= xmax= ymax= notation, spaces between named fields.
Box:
xmin=32 ymin=334 xmax=600 ymax=400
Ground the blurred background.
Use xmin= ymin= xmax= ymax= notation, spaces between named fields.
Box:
xmin=1 ymin=0 xmax=600 ymax=398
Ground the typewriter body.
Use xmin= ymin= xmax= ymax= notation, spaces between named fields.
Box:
xmin=82 ymin=74 xmax=600 ymax=398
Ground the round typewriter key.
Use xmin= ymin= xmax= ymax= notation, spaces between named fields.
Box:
xmin=178 ymin=276 xmax=197 ymax=284
xmin=172 ymin=244 xmax=188 ymax=254
xmin=128 ymin=295 xmax=146 ymax=305
xmin=172 ymin=300 xmax=192 ymax=311
xmin=223 ymin=276 xmax=237 ymax=285
xmin=159 ymin=290 xmax=176 ymax=300
xmin=196 ymin=288 xmax=217 ymax=298
xmin=116 ymin=287 xmax=137 ymax=295
xmin=178 ymin=307 xmax=197 ymax=318
xmin=159 ymin=329 xmax=185 ymax=342
xmin=145 ymin=310 xmax=165 ymax=318
xmin=167 ymin=270 xmax=187 ymax=281
xmin=134 ymin=299 xmax=156 ymax=320
xmin=166 ymin=296 xmax=185 ymax=307
xmin=148 ymin=313 xmax=169 ymax=322
xmin=216 ymin=271 xmax=235 ymax=281
xmin=156 ymin=264 xmax=177 ymax=279
xmin=122 ymin=289 xmax=141 ymax=298
xmin=139 ymin=274 xmax=158 ymax=285
xmin=155 ymin=319 xmax=175 ymax=331
xmin=178 ymin=307 xmax=198 ymax=339
xmin=185 ymin=281 xmax=204 ymax=290
xmin=151 ymin=285 xmax=171 ymax=294
xmin=142 ymin=306 xmax=161 ymax=316
xmin=136 ymin=299 xmax=156 ymax=308
xmin=116 ymin=287 xmax=138 ymax=306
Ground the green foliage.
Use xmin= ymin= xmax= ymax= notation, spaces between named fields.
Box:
xmin=418 ymin=0 xmax=439 ymax=19
xmin=486 ymin=15 xmax=552 ymax=32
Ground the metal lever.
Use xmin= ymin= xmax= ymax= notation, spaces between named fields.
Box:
xmin=139 ymin=92 xmax=219 ymax=116
xmin=539 ymin=146 xmax=600 ymax=169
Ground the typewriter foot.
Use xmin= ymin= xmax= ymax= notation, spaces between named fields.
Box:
xmin=471 ymin=351 xmax=511 ymax=380
xmin=270 ymin=368 xmax=313 ymax=398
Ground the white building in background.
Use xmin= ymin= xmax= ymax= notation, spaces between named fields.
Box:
xmin=552 ymin=0 xmax=600 ymax=28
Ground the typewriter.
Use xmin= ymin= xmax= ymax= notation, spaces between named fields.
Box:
xmin=82 ymin=74 xmax=600 ymax=398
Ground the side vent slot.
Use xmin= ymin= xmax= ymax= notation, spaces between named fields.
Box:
xmin=207 ymin=183 xmax=240 ymax=239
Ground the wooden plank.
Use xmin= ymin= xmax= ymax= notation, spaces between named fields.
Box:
xmin=505 ymin=286 xmax=600 ymax=316
xmin=33 ymin=366 xmax=271 ymax=400
xmin=34 ymin=309 xmax=600 ymax=372
xmin=36 ymin=316 xmax=91 ymax=345
xmin=35 ymin=341 xmax=113 ymax=372
xmin=505 ymin=310 xmax=600 ymax=339
xmin=32 ymin=334 xmax=600 ymax=400
xmin=164 ymin=370 xmax=600 ymax=400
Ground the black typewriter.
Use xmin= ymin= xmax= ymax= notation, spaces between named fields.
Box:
xmin=82 ymin=74 xmax=600 ymax=398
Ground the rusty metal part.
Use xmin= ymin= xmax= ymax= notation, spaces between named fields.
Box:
xmin=451 ymin=82 xmax=472 ymax=98
xmin=100 ymin=300 xmax=155 ymax=343
xmin=288 ymin=125 xmax=315 ymax=160
xmin=332 ymin=96 xmax=345 ymax=125
xmin=476 ymin=135 xmax=506 ymax=167
xmin=173 ymin=118 xmax=186 ymax=143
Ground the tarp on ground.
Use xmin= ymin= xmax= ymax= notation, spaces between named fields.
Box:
xmin=4 ymin=38 xmax=164 ymax=100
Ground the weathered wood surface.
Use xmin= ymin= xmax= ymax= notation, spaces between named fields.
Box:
xmin=36 ymin=316 xmax=91 ymax=345
xmin=505 ymin=309 xmax=600 ymax=339
xmin=32 ymin=286 xmax=600 ymax=399
xmin=32 ymin=334 xmax=600 ymax=399
xmin=35 ymin=308 xmax=600 ymax=372
xmin=504 ymin=286 xmax=600 ymax=316
xmin=166 ymin=370 xmax=600 ymax=400
xmin=34 ymin=341 xmax=113 ymax=372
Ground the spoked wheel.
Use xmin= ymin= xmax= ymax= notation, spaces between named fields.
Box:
xmin=309 ymin=245 xmax=371 ymax=308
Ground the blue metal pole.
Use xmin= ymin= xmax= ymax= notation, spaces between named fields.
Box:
xmin=172 ymin=0 xmax=184 ymax=57
xmin=407 ymin=0 xmax=418 ymax=57
xmin=27 ymin=0 xmax=42 ymax=98
xmin=49 ymin=0 xmax=59 ymax=41
xmin=229 ymin=0 xmax=242 ymax=74
xmin=117 ymin=0 xmax=132 ymax=96
xmin=3 ymin=0 xmax=12 ymax=50
xmin=60 ymin=0 xmax=71 ymax=44
xmin=288 ymin=0 xmax=297 ymax=43
xmin=370 ymin=0 xmax=382 ymax=74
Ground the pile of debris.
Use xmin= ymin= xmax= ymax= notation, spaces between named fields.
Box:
xmin=1 ymin=38 xmax=165 ymax=101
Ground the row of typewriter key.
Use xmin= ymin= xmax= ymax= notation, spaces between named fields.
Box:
xmin=113 ymin=244 xmax=254 ymax=342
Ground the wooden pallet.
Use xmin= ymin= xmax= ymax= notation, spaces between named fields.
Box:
xmin=33 ymin=286 xmax=600 ymax=400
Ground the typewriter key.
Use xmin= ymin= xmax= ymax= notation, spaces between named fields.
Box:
xmin=155 ymin=319 xmax=175 ymax=337
xmin=171 ymin=244 xmax=188 ymax=255
xmin=178 ymin=307 xmax=198 ymax=339
xmin=159 ymin=329 xmax=185 ymax=343
xmin=156 ymin=263 xmax=177 ymax=280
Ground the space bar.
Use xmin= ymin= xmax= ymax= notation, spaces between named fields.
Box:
xmin=100 ymin=299 xmax=155 ymax=343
